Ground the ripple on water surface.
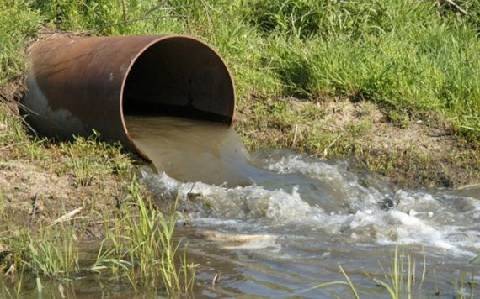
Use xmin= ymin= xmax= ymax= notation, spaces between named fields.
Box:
xmin=127 ymin=116 xmax=479 ymax=297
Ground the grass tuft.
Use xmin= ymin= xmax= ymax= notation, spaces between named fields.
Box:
xmin=0 ymin=176 xmax=195 ymax=296
xmin=94 ymin=176 xmax=196 ymax=295
xmin=307 ymin=247 xmax=477 ymax=298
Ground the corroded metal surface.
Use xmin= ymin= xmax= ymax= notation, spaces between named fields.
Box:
xmin=23 ymin=35 xmax=235 ymax=159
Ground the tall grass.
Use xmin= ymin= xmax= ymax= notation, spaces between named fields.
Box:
xmin=22 ymin=228 xmax=79 ymax=278
xmin=0 ymin=176 xmax=195 ymax=296
xmin=305 ymin=247 xmax=477 ymax=299
xmin=94 ymin=176 xmax=196 ymax=295
xmin=1 ymin=226 xmax=79 ymax=280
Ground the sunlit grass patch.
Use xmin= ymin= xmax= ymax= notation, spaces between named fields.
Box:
xmin=0 ymin=0 xmax=41 ymax=84
xmin=56 ymin=132 xmax=132 ymax=186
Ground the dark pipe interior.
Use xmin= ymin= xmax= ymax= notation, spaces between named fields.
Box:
xmin=123 ymin=37 xmax=234 ymax=123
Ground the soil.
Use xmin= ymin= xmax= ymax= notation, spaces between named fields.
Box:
xmin=0 ymin=159 xmax=125 ymax=238
xmin=0 ymin=76 xmax=133 ymax=237
xmin=236 ymin=96 xmax=480 ymax=188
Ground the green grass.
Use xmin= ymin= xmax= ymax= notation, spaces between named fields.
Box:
xmin=59 ymin=132 xmax=131 ymax=186
xmin=0 ymin=176 xmax=195 ymax=296
xmin=93 ymin=176 xmax=196 ymax=295
xmin=0 ymin=0 xmax=41 ymax=84
xmin=7 ymin=228 xmax=79 ymax=279
xmin=1 ymin=226 xmax=79 ymax=280
xmin=14 ymin=0 xmax=478 ymax=139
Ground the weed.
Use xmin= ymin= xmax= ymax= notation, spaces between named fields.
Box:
xmin=307 ymin=247 xmax=477 ymax=298
xmin=58 ymin=132 xmax=132 ymax=186
xmin=93 ymin=176 xmax=196 ymax=295
xmin=3 ymin=227 xmax=79 ymax=279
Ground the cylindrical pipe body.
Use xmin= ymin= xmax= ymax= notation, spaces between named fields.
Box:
xmin=23 ymin=35 xmax=235 ymax=159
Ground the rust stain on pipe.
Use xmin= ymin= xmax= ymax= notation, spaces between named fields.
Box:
xmin=23 ymin=35 xmax=235 ymax=160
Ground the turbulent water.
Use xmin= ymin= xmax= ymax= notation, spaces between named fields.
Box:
xmin=126 ymin=116 xmax=479 ymax=298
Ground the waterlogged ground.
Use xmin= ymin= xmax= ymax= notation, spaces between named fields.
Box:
xmin=126 ymin=117 xmax=480 ymax=298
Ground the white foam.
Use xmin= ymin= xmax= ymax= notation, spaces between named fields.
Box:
xmin=140 ymin=155 xmax=480 ymax=257
xmin=141 ymin=168 xmax=323 ymax=224
xmin=267 ymin=155 xmax=384 ymax=210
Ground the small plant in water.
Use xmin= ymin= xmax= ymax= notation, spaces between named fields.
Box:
xmin=25 ymin=228 xmax=79 ymax=279
xmin=93 ymin=175 xmax=196 ymax=295
xmin=1 ymin=225 xmax=79 ymax=280
xmin=301 ymin=247 xmax=477 ymax=299
xmin=0 ymin=175 xmax=195 ymax=297
xmin=371 ymin=247 xmax=416 ymax=299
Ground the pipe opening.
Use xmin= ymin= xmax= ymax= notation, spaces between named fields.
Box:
xmin=122 ymin=36 xmax=235 ymax=123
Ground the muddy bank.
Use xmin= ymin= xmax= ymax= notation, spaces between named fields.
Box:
xmin=0 ymin=81 xmax=136 ymax=238
xmin=236 ymin=95 xmax=480 ymax=188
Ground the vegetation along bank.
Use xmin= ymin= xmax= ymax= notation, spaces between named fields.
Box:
xmin=1 ymin=0 xmax=480 ymax=295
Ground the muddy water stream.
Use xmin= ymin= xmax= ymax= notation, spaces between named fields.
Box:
xmin=125 ymin=116 xmax=480 ymax=298
xmin=125 ymin=116 xmax=258 ymax=186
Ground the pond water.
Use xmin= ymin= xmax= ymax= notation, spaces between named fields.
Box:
xmin=126 ymin=116 xmax=480 ymax=298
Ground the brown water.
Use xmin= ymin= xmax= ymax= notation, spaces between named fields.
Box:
xmin=125 ymin=116 xmax=259 ymax=186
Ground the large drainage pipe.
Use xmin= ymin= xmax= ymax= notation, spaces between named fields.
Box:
xmin=22 ymin=35 xmax=235 ymax=160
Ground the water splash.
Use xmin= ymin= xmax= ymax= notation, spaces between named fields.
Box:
xmin=140 ymin=154 xmax=480 ymax=257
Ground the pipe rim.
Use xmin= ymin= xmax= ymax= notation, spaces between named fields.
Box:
xmin=119 ymin=34 xmax=236 ymax=161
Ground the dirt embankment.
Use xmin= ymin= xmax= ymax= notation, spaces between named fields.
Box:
xmin=237 ymin=96 xmax=480 ymax=188
xmin=0 ymin=76 xmax=136 ymax=236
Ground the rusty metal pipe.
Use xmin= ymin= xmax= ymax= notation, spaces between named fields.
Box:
xmin=22 ymin=35 xmax=235 ymax=159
